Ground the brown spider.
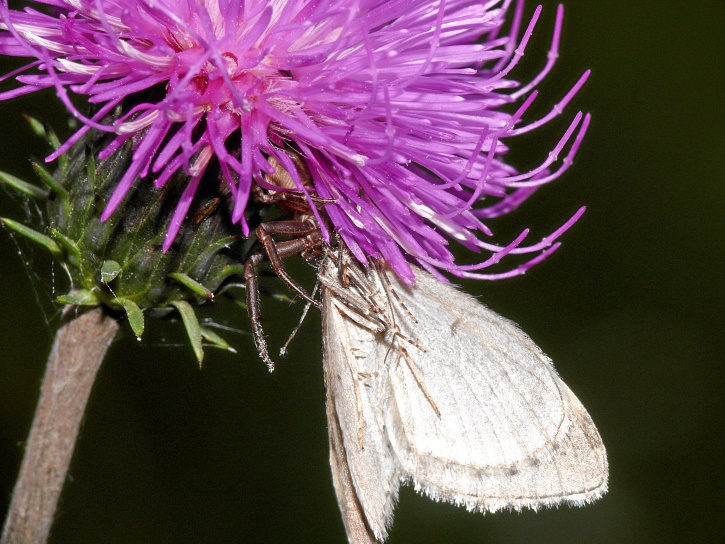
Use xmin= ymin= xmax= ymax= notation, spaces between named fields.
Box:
xmin=243 ymin=149 xmax=331 ymax=371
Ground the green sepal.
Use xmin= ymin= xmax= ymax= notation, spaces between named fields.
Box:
xmin=0 ymin=170 xmax=49 ymax=199
xmin=24 ymin=116 xmax=67 ymax=172
xmin=168 ymin=272 xmax=214 ymax=300
xmin=85 ymin=154 xmax=96 ymax=190
xmin=1 ymin=218 xmax=62 ymax=258
xmin=24 ymin=115 xmax=47 ymax=140
xmin=200 ymin=326 xmax=237 ymax=353
xmin=47 ymin=128 xmax=62 ymax=153
xmin=4 ymin=108 xmax=262 ymax=363
xmin=56 ymin=289 xmax=100 ymax=306
xmin=31 ymin=161 xmax=69 ymax=200
xmin=116 ymin=297 xmax=145 ymax=340
xmin=170 ymin=300 xmax=204 ymax=364
xmin=48 ymin=228 xmax=81 ymax=267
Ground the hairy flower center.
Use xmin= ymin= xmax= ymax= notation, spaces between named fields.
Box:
xmin=172 ymin=42 xmax=287 ymax=113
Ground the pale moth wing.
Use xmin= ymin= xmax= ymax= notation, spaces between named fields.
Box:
xmin=319 ymin=252 xmax=608 ymax=543
xmin=325 ymin=340 xmax=384 ymax=544
xmin=323 ymin=265 xmax=401 ymax=540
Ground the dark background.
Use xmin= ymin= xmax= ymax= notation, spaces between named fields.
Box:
xmin=0 ymin=1 xmax=722 ymax=543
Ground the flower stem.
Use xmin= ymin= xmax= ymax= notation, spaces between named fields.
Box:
xmin=1 ymin=307 xmax=119 ymax=544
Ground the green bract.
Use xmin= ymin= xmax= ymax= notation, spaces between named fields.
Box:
xmin=1 ymin=114 xmax=260 ymax=363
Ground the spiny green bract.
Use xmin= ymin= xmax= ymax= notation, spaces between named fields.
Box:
xmin=1 ymin=114 xmax=261 ymax=363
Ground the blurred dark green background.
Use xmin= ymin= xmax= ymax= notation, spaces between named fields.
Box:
xmin=1 ymin=2 xmax=722 ymax=543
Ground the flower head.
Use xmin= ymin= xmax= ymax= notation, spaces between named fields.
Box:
xmin=1 ymin=0 xmax=589 ymax=283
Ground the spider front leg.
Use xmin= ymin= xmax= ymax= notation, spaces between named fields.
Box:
xmin=244 ymin=219 xmax=322 ymax=371
xmin=255 ymin=219 xmax=322 ymax=306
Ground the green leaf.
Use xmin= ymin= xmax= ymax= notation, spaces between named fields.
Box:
xmin=0 ymin=170 xmax=49 ymax=199
xmin=56 ymin=289 xmax=100 ymax=306
xmin=168 ymin=272 xmax=214 ymax=300
xmin=217 ymin=283 xmax=248 ymax=311
xmin=271 ymin=292 xmax=296 ymax=304
xmin=200 ymin=326 xmax=236 ymax=353
xmin=116 ymin=297 xmax=145 ymax=339
xmin=170 ymin=300 xmax=204 ymax=364
xmin=101 ymin=260 xmax=121 ymax=284
xmin=230 ymin=298 xmax=248 ymax=312
xmin=191 ymin=236 xmax=242 ymax=269
xmin=1 ymin=218 xmax=62 ymax=258
xmin=211 ymin=263 xmax=246 ymax=285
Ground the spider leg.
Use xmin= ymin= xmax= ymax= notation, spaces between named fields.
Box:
xmin=256 ymin=219 xmax=322 ymax=307
xmin=243 ymin=220 xmax=322 ymax=371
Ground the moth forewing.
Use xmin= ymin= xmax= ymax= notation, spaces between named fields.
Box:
xmin=322 ymin=257 xmax=401 ymax=542
xmin=320 ymin=253 xmax=608 ymax=542
xmin=325 ymin=372 xmax=378 ymax=544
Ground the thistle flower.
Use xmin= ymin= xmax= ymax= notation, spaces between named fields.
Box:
xmin=0 ymin=0 xmax=589 ymax=284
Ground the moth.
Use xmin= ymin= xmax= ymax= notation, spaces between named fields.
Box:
xmin=246 ymin=153 xmax=607 ymax=542
xmin=317 ymin=248 xmax=608 ymax=543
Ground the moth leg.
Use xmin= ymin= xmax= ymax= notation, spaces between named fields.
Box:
xmin=327 ymin=294 xmax=387 ymax=335
xmin=374 ymin=260 xmax=418 ymax=324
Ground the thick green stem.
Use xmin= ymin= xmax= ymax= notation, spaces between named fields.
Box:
xmin=1 ymin=307 xmax=119 ymax=544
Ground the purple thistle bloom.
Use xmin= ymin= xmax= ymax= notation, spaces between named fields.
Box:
xmin=0 ymin=0 xmax=589 ymax=284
